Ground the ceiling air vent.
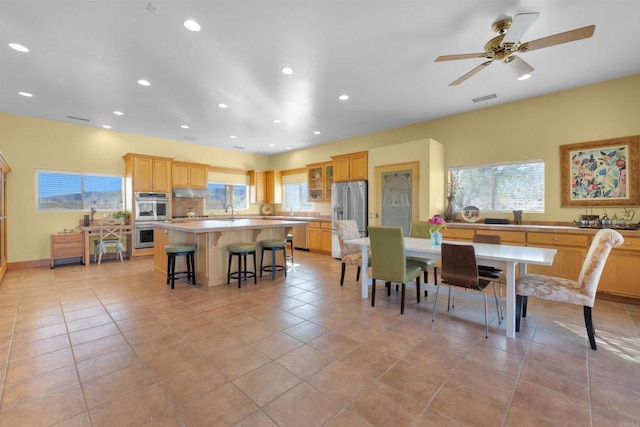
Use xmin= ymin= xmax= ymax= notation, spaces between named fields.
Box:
xmin=66 ymin=115 xmax=90 ymax=122
xmin=232 ymin=146 xmax=245 ymax=150
xmin=472 ymin=93 xmax=497 ymax=103
xmin=183 ymin=136 xmax=198 ymax=141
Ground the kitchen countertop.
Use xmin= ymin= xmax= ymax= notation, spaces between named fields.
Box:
xmin=155 ymin=218 xmax=306 ymax=233
xmin=445 ymin=221 xmax=640 ymax=237
xmin=170 ymin=215 xmax=330 ymax=223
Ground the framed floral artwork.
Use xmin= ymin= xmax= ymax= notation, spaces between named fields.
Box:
xmin=560 ymin=135 xmax=639 ymax=207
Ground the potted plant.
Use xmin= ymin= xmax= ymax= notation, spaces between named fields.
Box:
xmin=112 ymin=211 xmax=130 ymax=224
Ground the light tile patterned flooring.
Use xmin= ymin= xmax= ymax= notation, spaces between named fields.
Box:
xmin=0 ymin=250 xmax=639 ymax=426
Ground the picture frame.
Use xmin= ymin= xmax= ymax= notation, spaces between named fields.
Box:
xmin=560 ymin=135 xmax=640 ymax=207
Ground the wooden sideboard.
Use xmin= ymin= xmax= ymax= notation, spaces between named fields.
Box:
xmin=442 ymin=223 xmax=640 ymax=299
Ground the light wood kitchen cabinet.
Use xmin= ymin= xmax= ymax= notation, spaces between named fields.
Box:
xmin=307 ymin=161 xmax=333 ymax=202
xmin=250 ymin=170 xmax=282 ymax=204
xmin=123 ymin=153 xmax=172 ymax=193
xmin=291 ymin=224 xmax=308 ymax=250
xmin=171 ymin=161 xmax=208 ymax=189
xmin=599 ymin=236 xmax=640 ymax=298
xmin=526 ymin=232 xmax=589 ymax=280
xmin=308 ymin=221 xmax=332 ymax=253
xmin=0 ymin=152 xmax=10 ymax=282
xmin=475 ymin=229 xmax=526 ymax=246
xmin=50 ymin=232 xmax=84 ymax=268
xmin=441 ymin=227 xmax=474 ymax=242
xmin=332 ymin=151 xmax=368 ymax=182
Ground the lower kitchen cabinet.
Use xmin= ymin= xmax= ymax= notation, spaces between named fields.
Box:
xmin=50 ymin=232 xmax=84 ymax=268
xmin=598 ymin=236 xmax=640 ymax=298
xmin=308 ymin=221 xmax=331 ymax=253
xmin=526 ymin=232 xmax=589 ymax=280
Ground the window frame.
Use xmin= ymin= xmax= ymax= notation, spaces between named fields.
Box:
xmin=449 ymin=159 xmax=545 ymax=213
xmin=205 ymin=182 xmax=249 ymax=211
xmin=36 ymin=169 xmax=124 ymax=212
xmin=283 ymin=182 xmax=314 ymax=211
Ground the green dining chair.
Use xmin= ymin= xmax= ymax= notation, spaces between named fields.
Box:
xmin=407 ymin=221 xmax=439 ymax=298
xmin=368 ymin=226 xmax=423 ymax=314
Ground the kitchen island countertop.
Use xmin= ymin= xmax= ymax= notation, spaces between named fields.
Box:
xmin=156 ymin=218 xmax=306 ymax=233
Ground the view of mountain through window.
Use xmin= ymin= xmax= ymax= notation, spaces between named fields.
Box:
xmin=37 ymin=171 xmax=123 ymax=211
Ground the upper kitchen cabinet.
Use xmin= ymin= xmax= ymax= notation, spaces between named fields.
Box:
xmin=123 ymin=153 xmax=172 ymax=193
xmin=250 ymin=170 xmax=282 ymax=204
xmin=307 ymin=161 xmax=333 ymax=202
xmin=171 ymin=161 xmax=208 ymax=189
xmin=332 ymin=151 xmax=368 ymax=182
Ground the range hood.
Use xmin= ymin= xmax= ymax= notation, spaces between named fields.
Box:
xmin=172 ymin=188 xmax=209 ymax=198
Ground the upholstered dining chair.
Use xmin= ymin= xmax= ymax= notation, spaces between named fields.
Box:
xmin=369 ymin=226 xmax=422 ymax=314
xmin=336 ymin=220 xmax=370 ymax=286
xmin=433 ymin=243 xmax=501 ymax=338
xmin=407 ymin=221 xmax=439 ymax=294
xmin=94 ymin=218 xmax=125 ymax=264
xmin=473 ymin=233 xmax=504 ymax=318
xmin=516 ymin=228 xmax=623 ymax=350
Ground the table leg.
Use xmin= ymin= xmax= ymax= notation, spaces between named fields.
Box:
xmin=505 ymin=261 xmax=516 ymax=338
xmin=360 ymin=245 xmax=369 ymax=299
xmin=83 ymin=231 xmax=90 ymax=267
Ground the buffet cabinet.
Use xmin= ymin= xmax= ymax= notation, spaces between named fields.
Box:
xmin=442 ymin=225 xmax=640 ymax=299
xmin=50 ymin=232 xmax=84 ymax=268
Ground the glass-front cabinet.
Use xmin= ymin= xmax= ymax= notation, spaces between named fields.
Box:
xmin=307 ymin=162 xmax=333 ymax=202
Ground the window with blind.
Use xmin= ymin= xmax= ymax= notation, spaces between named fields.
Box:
xmin=449 ymin=160 xmax=545 ymax=212
xmin=283 ymin=183 xmax=313 ymax=210
xmin=37 ymin=170 xmax=124 ymax=211
xmin=206 ymin=183 xmax=248 ymax=210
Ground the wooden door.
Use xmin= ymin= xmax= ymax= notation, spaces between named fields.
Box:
xmin=374 ymin=162 xmax=419 ymax=236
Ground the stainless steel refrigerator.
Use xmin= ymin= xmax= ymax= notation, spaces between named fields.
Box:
xmin=331 ymin=181 xmax=368 ymax=258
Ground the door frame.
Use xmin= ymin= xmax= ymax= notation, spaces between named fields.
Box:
xmin=374 ymin=161 xmax=419 ymax=226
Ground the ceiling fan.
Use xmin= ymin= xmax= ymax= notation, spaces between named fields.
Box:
xmin=435 ymin=13 xmax=595 ymax=86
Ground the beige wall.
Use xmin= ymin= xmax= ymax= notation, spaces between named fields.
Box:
xmin=271 ymin=74 xmax=640 ymax=223
xmin=0 ymin=114 xmax=269 ymax=262
xmin=1 ymin=74 xmax=639 ymax=263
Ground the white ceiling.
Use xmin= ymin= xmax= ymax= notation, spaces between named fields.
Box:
xmin=2 ymin=1 xmax=639 ymax=155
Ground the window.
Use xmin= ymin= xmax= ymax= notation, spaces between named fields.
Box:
xmin=449 ymin=160 xmax=544 ymax=212
xmin=206 ymin=182 xmax=248 ymax=210
xmin=283 ymin=183 xmax=313 ymax=210
xmin=37 ymin=170 xmax=123 ymax=211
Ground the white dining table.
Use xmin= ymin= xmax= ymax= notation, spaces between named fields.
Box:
xmin=344 ymin=237 xmax=557 ymax=338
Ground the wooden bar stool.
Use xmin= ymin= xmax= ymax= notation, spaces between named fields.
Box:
xmin=165 ymin=243 xmax=197 ymax=289
xmin=286 ymin=233 xmax=294 ymax=266
xmin=260 ymin=239 xmax=287 ymax=280
xmin=227 ymin=243 xmax=257 ymax=288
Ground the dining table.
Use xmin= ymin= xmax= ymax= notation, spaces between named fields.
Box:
xmin=344 ymin=236 xmax=557 ymax=338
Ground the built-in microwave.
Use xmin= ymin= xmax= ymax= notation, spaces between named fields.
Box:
xmin=134 ymin=192 xmax=170 ymax=221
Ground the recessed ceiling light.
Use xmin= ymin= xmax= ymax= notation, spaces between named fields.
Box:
xmin=281 ymin=66 xmax=294 ymax=75
xmin=113 ymin=111 xmax=124 ymax=116
xmin=9 ymin=43 xmax=29 ymax=53
xmin=230 ymin=135 xmax=237 ymax=139
xmin=313 ymin=131 xmax=321 ymax=135
xmin=137 ymin=79 xmax=151 ymax=86
xmin=18 ymin=91 xmax=33 ymax=97
xmin=285 ymin=147 xmax=292 ymax=150
xmin=269 ymin=144 xmax=275 ymax=147
xmin=183 ymin=20 xmax=201 ymax=31
xmin=338 ymin=94 xmax=349 ymax=101
xmin=218 ymin=103 xmax=228 ymax=109
xmin=102 ymin=125 xmax=112 ymax=129
xmin=273 ymin=119 xmax=281 ymax=124
xmin=181 ymin=125 xmax=189 ymax=129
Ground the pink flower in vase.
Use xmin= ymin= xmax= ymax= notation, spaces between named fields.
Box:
xmin=428 ymin=215 xmax=447 ymax=234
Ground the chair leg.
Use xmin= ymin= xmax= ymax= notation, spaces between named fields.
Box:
xmin=515 ymin=295 xmax=523 ymax=332
xmin=492 ymin=283 xmax=501 ymax=325
xmin=424 ymin=270 xmax=428 ymax=298
xmin=252 ymin=252 xmax=257 ymax=285
xmin=238 ymin=253 xmax=244 ymax=288
xmin=432 ymin=284 xmax=441 ymax=323
xmin=340 ymin=263 xmax=346 ymax=286
xmin=483 ymin=293 xmax=488 ymax=338
xmin=371 ymin=279 xmax=376 ymax=307
xmin=227 ymin=253 xmax=233 ymax=285
xmin=356 ymin=266 xmax=361 ymax=282
xmin=283 ymin=247 xmax=287 ymax=278
xmin=400 ymin=283 xmax=406 ymax=314
xmin=170 ymin=254 xmax=176 ymax=289
xmin=167 ymin=253 xmax=172 ymax=285
xmin=387 ymin=281 xmax=391 ymax=296
xmin=584 ymin=306 xmax=597 ymax=350
xmin=522 ymin=296 xmax=528 ymax=318
xmin=190 ymin=252 xmax=196 ymax=285
xmin=416 ymin=278 xmax=421 ymax=303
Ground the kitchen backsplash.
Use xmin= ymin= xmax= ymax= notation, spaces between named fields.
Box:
xmin=172 ymin=198 xmax=204 ymax=217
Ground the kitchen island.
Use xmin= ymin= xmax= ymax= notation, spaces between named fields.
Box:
xmin=153 ymin=219 xmax=304 ymax=287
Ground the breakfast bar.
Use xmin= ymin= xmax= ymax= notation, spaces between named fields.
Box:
xmin=153 ymin=219 xmax=304 ymax=286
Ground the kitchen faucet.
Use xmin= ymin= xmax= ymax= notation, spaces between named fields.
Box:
xmin=225 ymin=204 xmax=234 ymax=221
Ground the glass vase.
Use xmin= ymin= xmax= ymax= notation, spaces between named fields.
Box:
xmin=431 ymin=230 xmax=443 ymax=246
xmin=444 ymin=196 xmax=456 ymax=221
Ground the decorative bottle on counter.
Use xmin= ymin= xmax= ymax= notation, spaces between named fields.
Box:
xmin=444 ymin=196 xmax=456 ymax=221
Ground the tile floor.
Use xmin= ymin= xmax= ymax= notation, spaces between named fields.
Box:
xmin=0 ymin=250 xmax=639 ymax=426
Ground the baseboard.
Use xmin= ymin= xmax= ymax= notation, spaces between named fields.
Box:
xmin=597 ymin=292 xmax=640 ymax=305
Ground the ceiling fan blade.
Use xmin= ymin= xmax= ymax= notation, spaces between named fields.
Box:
xmin=519 ymin=25 xmax=595 ymax=52
xmin=449 ymin=61 xmax=493 ymax=86
xmin=502 ymin=12 xmax=540 ymax=45
xmin=435 ymin=53 xmax=490 ymax=62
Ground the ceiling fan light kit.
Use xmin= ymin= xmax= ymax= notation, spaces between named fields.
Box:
xmin=435 ymin=12 xmax=595 ymax=86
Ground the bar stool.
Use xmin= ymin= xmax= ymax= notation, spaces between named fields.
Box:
xmin=260 ymin=239 xmax=287 ymax=280
xmin=227 ymin=243 xmax=257 ymax=288
xmin=165 ymin=244 xmax=197 ymax=289
xmin=286 ymin=233 xmax=294 ymax=267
